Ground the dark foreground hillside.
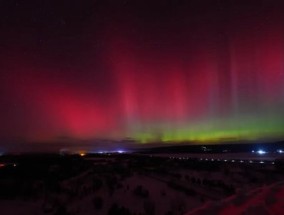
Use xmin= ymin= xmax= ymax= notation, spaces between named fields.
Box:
xmin=0 ymin=153 xmax=284 ymax=215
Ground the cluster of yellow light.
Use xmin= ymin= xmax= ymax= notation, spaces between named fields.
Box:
xmin=79 ymin=152 xmax=86 ymax=156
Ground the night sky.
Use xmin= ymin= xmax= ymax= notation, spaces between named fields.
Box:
xmin=1 ymin=0 xmax=284 ymax=150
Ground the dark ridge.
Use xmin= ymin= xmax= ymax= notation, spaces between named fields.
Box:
xmin=136 ymin=140 xmax=284 ymax=154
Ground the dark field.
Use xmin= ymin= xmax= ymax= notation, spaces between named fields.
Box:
xmin=1 ymin=152 xmax=284 ymax=215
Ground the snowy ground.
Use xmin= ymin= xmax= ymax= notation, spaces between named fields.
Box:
xmin=185 ymin=180 xmax=284 ymax=215
xmin=0 ymin=153 xmax=284 ymax=215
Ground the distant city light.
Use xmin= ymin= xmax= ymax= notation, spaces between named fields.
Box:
xmin=277 ymin=149 xmax=283 ymax=154
xmin=79 ymin=152 xmax=86 ymax=157
xmin=252 ymin=150 xmax=255 ymax=153
xmin=257 ymin=149 xmax=266 ymax=155
xmin=117 ymin=150 xmax=124 ymax=154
